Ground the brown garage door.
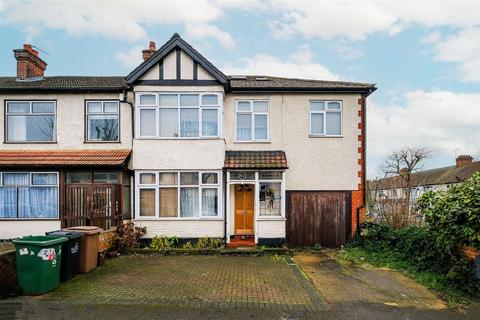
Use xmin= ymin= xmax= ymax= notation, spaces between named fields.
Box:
xmin=286 ymin=191 xmax=352 ymax=248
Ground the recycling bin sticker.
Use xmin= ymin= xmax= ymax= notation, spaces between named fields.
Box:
xmin=71 ymin=242 xmax=79 ymax=254
xmin=37 ymin=248 xmax=56 ymax=261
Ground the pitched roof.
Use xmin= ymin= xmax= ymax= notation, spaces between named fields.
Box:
xmin=229 ymin=76 xmax=376 ymax=94
xmin=126 ymin=33 xmax=228 ymax=85
xmin=0 ymin=76 xmax=128 ymax=92
xmin=370 ymin=161 xmax=480 ymax=189
xmin=0 ymin=149 xmax=131 ymax=167
xmin=224 ymin=151 xmax=288 ymax=169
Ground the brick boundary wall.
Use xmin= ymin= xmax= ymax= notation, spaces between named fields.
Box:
xmin=351 ymin=96 xmax=366 ymax=234
xmin=0 ymin=250 xmax=17 ymax=288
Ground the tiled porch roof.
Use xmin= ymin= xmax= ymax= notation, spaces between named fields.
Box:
xmin=224 ymin=151 xmax=288 ymax=169
xmin=0 ymin=149 xmax=131 ymax=167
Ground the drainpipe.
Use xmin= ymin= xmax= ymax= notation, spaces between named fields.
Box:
xmin=223 ymin=168 xmax=227 ymax=242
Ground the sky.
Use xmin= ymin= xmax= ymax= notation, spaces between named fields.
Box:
xmin=0 ymin=0 xmax=479 ymax=178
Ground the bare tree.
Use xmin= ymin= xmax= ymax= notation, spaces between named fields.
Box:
xmin=378 ymin=146 xmax=430 ymax=226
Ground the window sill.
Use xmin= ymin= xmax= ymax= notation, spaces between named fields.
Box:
xmin=134 ymin=137 xmax=223 ymax=141
xmin=308 ymin=135 xmax=343 ymax=138
xmin=84 ymin=141 xmax=122 ymax=144
xmin=134 ymin=218 xmax=224 ymax=221
xmin=234 ymin=141 xmax=271 ymax=144
xmin=0 ymin=218 xmax=60 ymax=221
xmin=3 ymin=141 xmax=58 ymax=144
xmin=257 ymin=217 xmax=286 ymax=221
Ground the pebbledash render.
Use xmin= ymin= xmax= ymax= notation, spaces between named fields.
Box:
xmin=0 ymin=34 xmax=375 ymax=247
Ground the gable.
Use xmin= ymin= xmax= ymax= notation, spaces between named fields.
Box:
xmin=127 ymin=33 xmax=227 ymax=86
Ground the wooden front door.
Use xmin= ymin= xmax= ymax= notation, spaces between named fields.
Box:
xmin=234 ymin=184 xmax=255 ymax=235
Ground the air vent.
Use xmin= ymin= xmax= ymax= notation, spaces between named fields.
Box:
xmin=255 ymin=77 xmax=269 ymax=81
xmin=230 ymin=75 xmax=247 ymax=80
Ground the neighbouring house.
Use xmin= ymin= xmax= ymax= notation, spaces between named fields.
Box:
xmin=0 ymin=34 xmax=376 ymax=247
xmin=369 ymin=155 xmax=480 ymax=207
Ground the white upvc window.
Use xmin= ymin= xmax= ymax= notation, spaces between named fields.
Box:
xmin=136 ymin=93 xmax=222 ymax=139
xmin=309 ymin=101 xmax=342 ymax=137
xmin=85 ymin=100 xmax=119 ymax=142
xmin=5 ymin=101 xmax=56 ymax=142
xmin=236 ymin=100 xmax=269 ymax=141
xmin=0 ymin=172 xmax=59 ymax=219
xmin=136 ymin=171 xmax=221 ymax=219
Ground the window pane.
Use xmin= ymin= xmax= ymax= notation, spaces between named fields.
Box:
xmin=32 ymin=102 xmax=54 ymax=113
xmin=139 ymin=109 xmax=156 ymax=136
xmin=139 ymin=94 xmax=156 ymax=105
xmin=7 ymin=115 xmax=55 ymax=141
xmin=327 ymin=102 xmax=341 ymax=110
xmin=254 ymin=114 xmax=268 ymax=139
xmin=159 ymin=188 xmax=178 ymax=217
xmin=4 ymin=173 xmax=29 ymax=186
xmin=159 ymin=94 xmax=178 ymax=106
xmin=202 ymin=173 xmax=218 ymax=184
xmin=253 ymin=101 xmax=268 ymax=112
xmin=18 ymin=187 xmax=58 ymax=218
xmin=180 ymin=94 xmax=199 ymax=107
xmin=139 ymin=189 xmax=156 ymax=217
xmin=180 ymin=172 xmax=199 ymax=185
xmin=230 ymin=171 xmax=255 ymax=180
xmin=236 ymin=114 xmax=252 ymax=141
xmin=202 ymin=109 xmax=218 ymax=136
xmin=93 ymin=172 xmax=118 ymax=183
xmin=310 ymin=113 xmax=324 ymax=135
xmin=103 ymin=102 xmax=119 ymax=113
xmin=259 ymin=182 xmax=281 ymax=216
xmin=0 ymin=188 xmax=17 ymax=218
xmin=66 ymin=172 xmax=91 ymax=184
xmin=87 ymin=102 xmax=102 ymax=113
xmin=201 ymin=94 xmax=218 ymax=105
xmin=180 ymin=108 xmax=199 ymax=137
xmin=310 ymin=101 xmax=325 ymax=111
xmin=259 ymin=171 xmax=282 ymax=180
xmin=88 ymin=115 xmax=119 ymax=141
xmin=237 ymin=101 xmax=251 ymax=112
xmin=32 ymin=173 xmax=57 ymax=185
xmin=326 ymin=112 xmax=341 ymax=135
xmin=7 ymin=102 xmax=30 ymax=113
xmin=180 ymin=187 xmax=199 ymax=217
xmin=159 ymin=173 xmax=178 ymax=185
xmin=140 ymin=173 xmax=156 ymax=184
xmin=159 ymin=108 xmax=178 ymax=137
xmin=202 ymin=188 xmax=218 ymax=216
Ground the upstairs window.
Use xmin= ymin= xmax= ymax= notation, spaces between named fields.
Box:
xmin=309 ymin=101 xmax=342 ymax=136
xmin=137 ymin=93 xmax=221 ymax=139
xmin=86 ymin=101 xmax=119 ymax=142
xmin=6 ymin=101 xmax=56 ymax=142
xmin=236 ymin=100 xmax=269 ymax=141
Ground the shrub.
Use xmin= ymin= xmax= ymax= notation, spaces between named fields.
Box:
xmin=150 ymin=235 xmax=178 ymax=250
xmin=116 ymin=222 xmax=146 ymax=252
xmin=194 ymin=237 xmax=224 ymax=249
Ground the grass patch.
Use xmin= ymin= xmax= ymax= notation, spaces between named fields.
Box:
xmin=338 ymin=247 xmax=475 ymax=306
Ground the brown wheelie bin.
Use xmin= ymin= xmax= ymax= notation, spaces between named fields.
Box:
xmin=64 ymin=226 xmax=103 ymax=273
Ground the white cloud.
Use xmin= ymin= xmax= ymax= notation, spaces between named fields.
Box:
xmin=185 ymin=23 xmax=235 ymax=49
xmin=114 ymin=46 xmax=143 ymax=69
xmin=223 ymin=45 xmax=339 ymax=80
xmin=330 ymin=40 xmax=363 ymax=60
xmin=368 ymin=90 xmax=480 ymax=176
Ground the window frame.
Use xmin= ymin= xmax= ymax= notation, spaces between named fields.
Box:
xmin=135 ymin=92 xmax=223 ymax=139
xmin=0 ymin=171 xmax=59 ymax=220
xmin=5 ymin=100 xmax=57 ymax=143
xmin=135 ymin=170 xmax=222 ymax=220
xmin=235 ymin=100 xmax=269 ymax=142
xmin=85 ymin=100 xmax=120 ymax=143
xmin=309 ymin=100 xmax=343 ymax=137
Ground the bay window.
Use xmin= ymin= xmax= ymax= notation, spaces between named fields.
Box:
xmin=6 ymin=101 xmax=56 ymax=142
xmin=236 ymin=100 xmax=269 ymax=141
xmin=86 ymin=101 xmax=119 ymax=142
xmin=0 ymin=172 xmax=59 ymax=219
xmin=137 ymin=93 xmax=221 ymax=138
xmin=309 ymin=101 xmax=342 ymax=136
xmin=136 ymin=171 xmax=221 ymax=219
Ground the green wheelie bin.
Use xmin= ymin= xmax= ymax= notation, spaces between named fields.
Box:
xmin=12 ymin=235 xmax=68 ymax=295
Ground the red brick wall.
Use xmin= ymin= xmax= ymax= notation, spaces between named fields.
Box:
xmin=352 ymin=96 xmax=366 ymax=234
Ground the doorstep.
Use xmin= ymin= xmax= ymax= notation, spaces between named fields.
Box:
xmin=226 ymin=235 xmax=255 ymax=249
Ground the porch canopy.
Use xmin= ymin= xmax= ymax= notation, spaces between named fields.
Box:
xmin=0 ymin=149 xmax=131 ymax=168
xmin=224 ymin=150 xmax=288 ymax=170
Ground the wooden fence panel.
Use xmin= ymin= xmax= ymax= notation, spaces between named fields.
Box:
xmin=286 ymin=191 xmax=351 ymax=248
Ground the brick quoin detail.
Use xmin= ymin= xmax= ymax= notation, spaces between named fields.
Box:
xmin=352 ymin=96 xmax=366 ymax=234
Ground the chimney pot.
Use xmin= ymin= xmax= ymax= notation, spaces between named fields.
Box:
xmin=456 ymin=155 xmax=473 ymax=168
xmin=149 ymin=41 xmax=156 ymax=50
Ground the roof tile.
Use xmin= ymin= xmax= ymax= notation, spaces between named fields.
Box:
xmin=224 ymin=151 xmax=288 ymax=169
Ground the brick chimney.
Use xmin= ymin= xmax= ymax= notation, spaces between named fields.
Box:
xmin=456 ymin=155 xmax=473 ymax=168
xmin=13 ymin=44 xmax=47 ymax=80
xmin=142 ymin=41 xmax=156 ymax=61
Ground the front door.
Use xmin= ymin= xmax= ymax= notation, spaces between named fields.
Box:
xmin=234 ymin=184 xmax=254 ymax=235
